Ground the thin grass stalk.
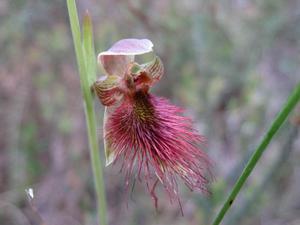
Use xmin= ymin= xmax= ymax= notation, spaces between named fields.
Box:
xmin=211 ymin=82 xmax=300 ymax=225
xmin=66 ymin=1 xmax=107 ymax=225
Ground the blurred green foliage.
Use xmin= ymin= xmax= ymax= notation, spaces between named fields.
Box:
xmin=0 ymin=0 xmax=299 ymax=225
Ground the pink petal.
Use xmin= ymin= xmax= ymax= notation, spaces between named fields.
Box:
xmin=99 ymin=39 xmax=153 ymax=56
xmin=98 ymin=55 xmax=133 ymax=77
xmin=98 ymin=39 xmax=153 ymax=77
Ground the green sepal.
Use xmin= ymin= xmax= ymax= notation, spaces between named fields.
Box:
xmin=141 ymin=55 xmax=164 ymax=82
xmin=93 ymin=75 xmax=122 ymax=106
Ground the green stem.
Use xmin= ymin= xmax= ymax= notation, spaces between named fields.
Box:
xmin=66 ymin=1 xmax=107 ymax=225
xmin=211 ymin=82 xmax=300 ymax=225
xmin=226 ymin=126 xmax=298 ymax=225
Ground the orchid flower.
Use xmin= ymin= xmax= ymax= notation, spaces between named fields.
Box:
xmin=92 ymin=39 xmax=211 ymax=211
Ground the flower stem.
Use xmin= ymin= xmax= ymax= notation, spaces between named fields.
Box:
xmin=211 ymin=82 xmax=300 ymax=225
xmin=66 ymin=1 xmax=107 ymax=225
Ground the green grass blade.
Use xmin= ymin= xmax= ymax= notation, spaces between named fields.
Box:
xmin=83 ymin=11 xmax=97 ymax=86
xmin=211 ymin=82 xmax=300 ymax=225
xmin=66 ymin=1 xmax=107 ymax=225
xmin=66 ymin=0 xmax=86 ymax=87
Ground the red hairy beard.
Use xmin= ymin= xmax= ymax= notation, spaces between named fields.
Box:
xmin=105 ymin=91 xmax=211 ymax=213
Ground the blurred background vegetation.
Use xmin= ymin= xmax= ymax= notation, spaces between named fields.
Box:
xmin=0 ymin=0 xmax=300 ymax=225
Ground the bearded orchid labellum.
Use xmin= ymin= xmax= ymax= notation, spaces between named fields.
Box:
xmin=93 ymin=39 xmax=211 ymax=212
